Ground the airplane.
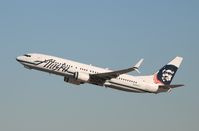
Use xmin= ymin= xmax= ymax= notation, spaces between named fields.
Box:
xmin=16 ymin=53 xmax=184 ymax=94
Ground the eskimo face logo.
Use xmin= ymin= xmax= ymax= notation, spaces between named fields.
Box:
xmin=157 ymin=65 xmax=178 ymax=85
xmin=161 ymin=69 xmax=174 ymax=82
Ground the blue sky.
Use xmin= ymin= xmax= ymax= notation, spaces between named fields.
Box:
xmin=0 ymin=0 xmax=199 ymax=131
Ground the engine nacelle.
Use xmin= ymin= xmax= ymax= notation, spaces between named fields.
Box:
xmin=74 ymin=72 xmax=90 ymax=82
xmin=64 ymin=72 xmax=90 ymax=85
xmin=64 ymin=77 xmax=81 ymax=85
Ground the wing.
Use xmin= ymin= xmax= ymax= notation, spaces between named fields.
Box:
xmin=90 ymin=59 xmax=144 ymax=80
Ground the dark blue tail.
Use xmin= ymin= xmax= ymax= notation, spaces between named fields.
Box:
xmin=154 ymin=57 xmax=183 ymax=85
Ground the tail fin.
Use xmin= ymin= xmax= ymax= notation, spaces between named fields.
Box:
xmin=153 ymin=56 xmax=183 ymax=85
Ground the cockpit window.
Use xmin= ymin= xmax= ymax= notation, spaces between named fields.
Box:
xmin=24 ymin=54 xmax=31 ymax=57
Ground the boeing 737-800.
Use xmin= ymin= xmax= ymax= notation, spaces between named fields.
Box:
xmin=16 ymin=53 xmax=184 ymax=93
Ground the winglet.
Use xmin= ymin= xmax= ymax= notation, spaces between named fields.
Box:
xmin=134 ymin=59 xmax=144 ymax=74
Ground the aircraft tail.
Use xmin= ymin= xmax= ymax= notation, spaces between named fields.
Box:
xmin=153 ymin=56 xmax=183 ymax=85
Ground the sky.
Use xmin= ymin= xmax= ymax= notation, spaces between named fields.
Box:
xmin=0 ymin=0 xmax=199 ymax=131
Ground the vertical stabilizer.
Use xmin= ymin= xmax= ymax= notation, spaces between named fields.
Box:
xmin=153 ymin=56 xmax=183 ymax=85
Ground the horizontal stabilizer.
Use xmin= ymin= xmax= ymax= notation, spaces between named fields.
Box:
xmin=159 ymin=84 xmax=184 ymax=89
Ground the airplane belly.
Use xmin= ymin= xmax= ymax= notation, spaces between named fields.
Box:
xmin=104 ymin=81 xmax=149 ymax=93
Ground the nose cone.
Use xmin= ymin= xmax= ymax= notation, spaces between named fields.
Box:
xmin=16 ymin=56 xmax=24 ymax=62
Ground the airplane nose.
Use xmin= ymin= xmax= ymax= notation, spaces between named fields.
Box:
xmin=16 ymin=57 xmax=19 ymax=62
xmin=16 ymin=56 xmax=23 ymax=62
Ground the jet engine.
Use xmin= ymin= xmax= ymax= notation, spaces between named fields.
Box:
xmin=64 ymin=72 xmax=90 ymax=85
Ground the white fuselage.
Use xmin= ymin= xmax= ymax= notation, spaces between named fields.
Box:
xmin=16 ymin=53 xmax=159 ymax=93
